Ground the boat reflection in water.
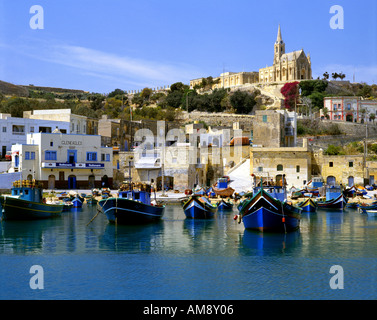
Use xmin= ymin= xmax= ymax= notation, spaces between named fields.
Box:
xmin=240 ymin=229 xmax=302 ymax=256
xmin=99 ymin=222 xmax=165 ymax=253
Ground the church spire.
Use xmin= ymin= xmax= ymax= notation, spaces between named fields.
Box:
xmin=274 ymin=24 xmax=285 ymax=65
xmin=276 ymin=24 xmax=282 ymax=43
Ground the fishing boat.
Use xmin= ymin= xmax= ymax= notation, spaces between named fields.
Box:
xmin=86 ymin=195 xmax=98 ymax=205
xmin=317 ymin=185 xmax=345 ymax=210
xmin=92 ymin=188 xmax=101 ymax=196
xmin=237 ymin=186 xmax=302 ymax=232
xmin=62 ymin=199 xmax=73 ymax=212
xmin=217 ymin=199 xmax=234 ymax=211
xmin=212 ymin=178 xmax=235 ymax=197
xmin=192 ymin=186 xmax=206 ymax=196
xmin=71 ymin=194 xmax=83 ymax=208
xmin=358 ymin=202 xmax=377 ymax=213
xmin=0 ymin=180 xmax=63 ymax=220
xmin=182 ymin=195 xmax=217 ymax=219
xmin=346 ymin=202 xmax=359 ymax=209
xmin=297 ymin=197 xmax=317 ymax=213
xmin=365 ymin=210 xmax=377 ymax=217
xmin=98 ymin=182 xmax=165 ymax=224
xmin=317 ymin=194 xmax=344 ymax=210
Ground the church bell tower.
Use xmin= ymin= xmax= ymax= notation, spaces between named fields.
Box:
xmin=274 ymin=25 xmax=285 ymax=65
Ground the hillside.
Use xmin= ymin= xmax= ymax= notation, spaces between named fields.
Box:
xmin=0 ymin=80 xmax=29 ymax=97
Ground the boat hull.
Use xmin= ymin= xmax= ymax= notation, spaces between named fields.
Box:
xmin=183 ymin=197 xmax=216 ymax=219
xmin=99 ymin=198 xmax=165 ymax=224
xmin=0 ymin=196 xmax=63 ymax=220
xmin=317 ymin=194 xmax=344 ymax=210
xmin=217 ymin=200 xmax=233 ymax=211
xmin=239 ymin=189 xmax=301 ymax=232
xmin=298 ymin=198 xmax=317 ymax=213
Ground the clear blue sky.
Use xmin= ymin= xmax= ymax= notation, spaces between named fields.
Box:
xmin=1 ymin=0 xmax=376 ymax=94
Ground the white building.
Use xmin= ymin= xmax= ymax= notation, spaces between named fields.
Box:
xmin=9 ymin=132 xmax=113 ymax=189
xmin=0 ymin=113 xmax=70 ymax=159
xmin=23 ymin=109 xmax=88 ymax=134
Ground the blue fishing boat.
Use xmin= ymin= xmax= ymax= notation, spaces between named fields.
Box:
xmin=217 ymin=199 xmax=234 ymax=211
xmin=297 ymin=197 xmax=317 ymax=213
xmin=182 ymin=195 xmax=217 ymax=219
xmin=237 ymin=186 xmax=302 ymax=233
xmin=0 ymin=180 xmax=63 ymax=220
xmin=99 ymin=183 xmax=165 ymax=224
xmin=71 ymin=195 xmax=83 ymax=208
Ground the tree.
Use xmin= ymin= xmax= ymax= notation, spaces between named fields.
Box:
xmin=140 ymin=88 xmax=153 ymax=104
xmin=332 ymin=72 xmax=339 ymax=80
xmin=338 ymin=72 xmax=346 ymax=80
xmin=280 ymin=82 xmax=299 ymax=111
xmin=323 ymin=72 xmax=329 ymax=80
xmin=229 ymin=90 xmax=256 ymax=114
xmin=108 ymin=88 xmax=125 ymax=98
xmin=324 ymin=144 xmax=343 ymax=155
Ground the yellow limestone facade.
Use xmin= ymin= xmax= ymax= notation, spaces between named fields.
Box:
xmin=259 ymin=25 xmax=312 ymax=83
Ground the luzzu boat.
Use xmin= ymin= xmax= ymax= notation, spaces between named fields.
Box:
xmin=297 ymin=197 xmax=317 ymax=213
xmin=98 ymin=182 xmax=165 ymax=224
xmin=0 ymin=180 xmax=63 ymax=220
xmin=237 ymin=186 xmax=302 ymax=233
xmin=216 ymin=199 xmax=234 ymax=211
xmin=182 ymin=195 xmax=217 ymax=219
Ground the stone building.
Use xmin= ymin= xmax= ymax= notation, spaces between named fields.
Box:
xmin=190 ymin=71 xmax=259 ymax=90
xmin=259 ymin=25 xmax=312 ymax=83
xmin=311 ymin=151 xmax=364 ymax=187
xmin=251 ymin=139 xmax=312 ymax=188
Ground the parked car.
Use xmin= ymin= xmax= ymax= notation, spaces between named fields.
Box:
xmin=5 ymin=151 xmax=11 ymax=161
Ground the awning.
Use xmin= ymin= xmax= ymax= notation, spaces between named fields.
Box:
xmin=135 ymin=157 xmax=161 ymax=169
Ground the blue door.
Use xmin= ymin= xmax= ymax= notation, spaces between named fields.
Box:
xmin=15 ymin=155 xmax=19 ymax=168
xmin=67 ymin=150 xmax=77 ymax=164
xmin=68 ymin=176 xmax=76 ymax=189
xmin=348 ymin=176 xmax=354 ymax=187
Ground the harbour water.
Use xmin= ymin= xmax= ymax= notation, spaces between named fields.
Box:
xmin=1 ymin=203 xmax=377 ymax=300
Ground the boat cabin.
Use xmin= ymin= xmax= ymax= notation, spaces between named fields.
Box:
xmin=326 ymin=185 xmax=342 ymax=200
xmin=117 ymin=182 xmax=152 ymax=205
xmin=253 ymin=185 xmax=287 ymax=202
xmin=11 ymin=180 xmax=43 ymax=203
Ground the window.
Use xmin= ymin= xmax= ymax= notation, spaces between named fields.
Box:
xmin=277 ymin=164 xmax=283 ymax=171
xmin=50 ymin=141 xmax=53 ymax=147
xmin=30 ymin=127 xmax=34 ymax=133
xmin=25 ymin=152 xmax=30 ymax=160
xmin=86 ymin=152 xmax=97 ymax=161
xmin=101 ymin=154 xmax=110 ymax=162
xmin=31 ymin=152 xmax=35 ymax=160
xmin=349 ymin=161 xmax=353 ymax=168
xmin=45 ymin=151 xmax=57 ymax=161
xmin=347 ymin=104 xmax=351 ymax=110
xmin=296 ymin=165 xmax=300 ymax=173
xmin=2 ymin=127 xmax=6 ymax=132
xmin=329 ymin=162 xmax=333 ymax=167
xmin=333 ymin=104 xmax=337 ymax=111
xmin=262 ymin=115 xmax=268 ymax=123
xmin=257 ymin=166 xmax=263 ymax=172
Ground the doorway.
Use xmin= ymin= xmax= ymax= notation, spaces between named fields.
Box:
xmin=68 ymin=175 xmax=77 ymax=189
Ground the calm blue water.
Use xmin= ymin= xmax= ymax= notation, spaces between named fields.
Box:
xmin=0 ymin=203 xmax=377 ymax=300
